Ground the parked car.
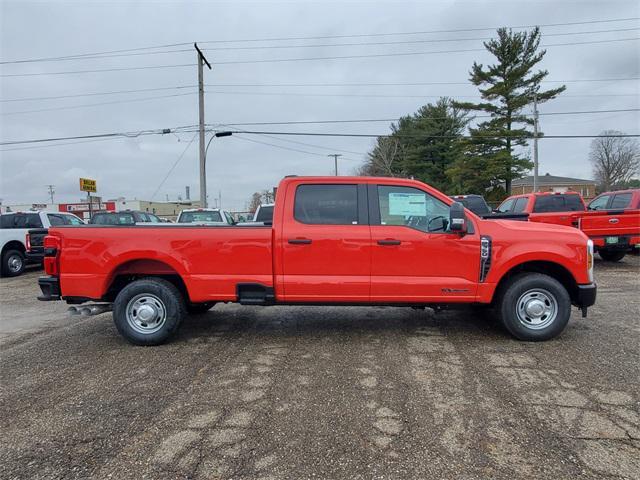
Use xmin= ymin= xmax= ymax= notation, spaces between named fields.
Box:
xmin=176 ymin=208 xmax=235 ymax=225
xmin=449 ymin=195 xmax=492 ymax=216
xmin=581 ymin=189 xmax=640 ymax=261
xmin=38 ymin=176 xmax=596 ymax=345
xmin=0 ymin=211 xmax=83 ymax=276
xmin=497 ymin=191 xmax=586 ymax=227
xmin=89 ymin=210 xmax=162 ymax=225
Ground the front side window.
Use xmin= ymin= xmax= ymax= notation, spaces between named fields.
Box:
xmin=63 ymin=215 xmax=84 ymax=225
xmin=47 ymin=214 xmax=66 ymax=226
xmin=496 ymin=198 xmax=516 ymax=213
xmin=611 ymin=193 xmax=632 ymax=209
xmin=377 ymin=185 xmax=450 ymax=233
xmin=294 ymin=184 xmax=358 ymax=225
xmin=588 ymin=195 xmax=610 ymax=210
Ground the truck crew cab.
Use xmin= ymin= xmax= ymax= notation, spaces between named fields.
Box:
xmin=37 ymin=176 xmax=596 ymax=345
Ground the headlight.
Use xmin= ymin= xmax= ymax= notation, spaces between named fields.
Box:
xmin=587 ymin=239 xmax=594 ymax=282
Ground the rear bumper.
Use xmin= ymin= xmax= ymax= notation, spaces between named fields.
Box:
xmin=575 ymin=283 xmax=597 ymax=308
xmin=26 ymin=250 xmax=44 ymax=263
xmin=38 ymin=276 xmax=61 ymax=301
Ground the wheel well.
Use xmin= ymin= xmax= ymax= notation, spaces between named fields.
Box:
xmin=493 ymin=261 xmax=579 ymax=304
xmin=2 ymin=240 xmax=26 ymax=257
xmin=104 ymin=259 xmax=189 ymax=302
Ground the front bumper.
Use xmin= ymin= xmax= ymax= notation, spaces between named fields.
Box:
xmin=576 ymin=283 xmax=597 ymax=308
xmin=38 ymin=276 xmax=61 ymax=301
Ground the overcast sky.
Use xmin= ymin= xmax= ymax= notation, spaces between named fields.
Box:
xmin=1 ymin=0 xmax=638 ymax=210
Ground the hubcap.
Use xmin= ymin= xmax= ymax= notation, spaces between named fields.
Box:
xmin=8 ymin=254 xmax=23 ymax=273
xmin=516 ymin=289 xmax=557 ymax=330
xmin=125 ymin=294 xmax=167 ymax=335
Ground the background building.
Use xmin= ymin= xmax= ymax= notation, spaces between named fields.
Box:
xmin=511 ymin=174 xmax=597 ymax=199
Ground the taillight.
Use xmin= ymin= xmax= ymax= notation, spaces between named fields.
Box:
xmin=25 ymin=233 xmax=31 ymax=251
xmin=43 ymin=235 xmax=60 ymax=276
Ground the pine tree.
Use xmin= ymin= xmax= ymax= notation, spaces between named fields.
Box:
xmin=452 ymin=27 xmax=565 ymax=194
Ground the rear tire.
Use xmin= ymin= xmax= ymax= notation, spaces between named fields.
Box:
xmin=497 ymin=273 xmax=571 ymax=341
xmin=113 ymin=278 xmax=186 ymax=346
xmin=598 ymin=249 xmax=626 ymax=262
xmin=2 ymin=249 xmax=25 ymax=277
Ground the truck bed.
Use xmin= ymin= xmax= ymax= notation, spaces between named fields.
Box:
xmin=579 ymin=209 xmax=640 ymax=249
xmin=50 ymin=225 xmax=273 ymax=302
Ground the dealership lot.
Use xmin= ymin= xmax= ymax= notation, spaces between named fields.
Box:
xmin=1 ymin=258 xmax=638 ymax=479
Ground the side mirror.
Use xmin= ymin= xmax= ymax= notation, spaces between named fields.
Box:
xmin=449 ymin=202 xmax=467 ymax=234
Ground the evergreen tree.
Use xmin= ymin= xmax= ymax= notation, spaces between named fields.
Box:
xmin=452 ymin=27 xmax=565 ymax=194
xmin=359 ymin=97 xmax=468 ymax=192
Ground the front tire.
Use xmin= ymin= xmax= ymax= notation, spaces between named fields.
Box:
xmin=113 ymin=278 xmax=186 ymax=346
xmin=2 ymin=249 xmax=25 ymax=277
xmin=598 ymin=249 xmax=626 ymax=262
xmin=497 ymin=273 xmax=571 ymax=341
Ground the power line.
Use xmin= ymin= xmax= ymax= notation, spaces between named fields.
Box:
xmin=150 ymin=133 xmax=198 ymax=200
xmin=226 ymin=130 xmax=640 ymax=139
xmin=2 ymin=17 xmax=636 ymax=64
xmin=1 ymin=92 xmax=197 ymax=115
xmin=3 ymin=78 xmax=636 ymax=103
xmin=212 ymin=37 xmax=640 ymax=65
xmin=0 ymin=85 xmax=197 ymax=103
xmin=2 ymin=37 xmax=637 ymax=77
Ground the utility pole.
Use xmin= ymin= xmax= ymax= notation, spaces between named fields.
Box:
xmin=195 ymin=43 xmax=212 ymax=208
xmin=328 ymin=154 xmax=342 ymax=176
xmin=532 ymin=94 xmax=540 ymax=193
xmin=46 ymin=184 xmax=55 ymax=204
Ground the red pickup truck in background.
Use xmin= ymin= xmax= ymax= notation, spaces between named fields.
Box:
xmin=580 ymin=189 xmax=640 ymax=261
xmin=496 ymin=191 xmax=585 ymax=227
xmin=37 ymin=176 xmax=596 ymax=345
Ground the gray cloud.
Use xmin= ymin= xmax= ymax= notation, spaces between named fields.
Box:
xmin=1 ymin=0 xmax=638 ymax=209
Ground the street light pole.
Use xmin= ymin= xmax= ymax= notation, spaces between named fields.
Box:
xmin=533 ymin=94 xmax=540 ymax=193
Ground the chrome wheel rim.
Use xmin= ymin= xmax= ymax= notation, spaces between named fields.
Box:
xmin=516 ymin=288 xmax=557 ymax=330
xmin=8 ymin=254 xmax=23 ymax=273
xmin=125 ymin=294 xmax=167 ymax=334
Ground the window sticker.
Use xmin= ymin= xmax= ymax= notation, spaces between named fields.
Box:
xmin=388 ymin=192 xmax=427 ymax=216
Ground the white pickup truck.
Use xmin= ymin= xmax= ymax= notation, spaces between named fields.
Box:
xmin=0 ymin=211 xmax=83 ymax=276
xmin=176 ymin=208 xmax=235 ymax=225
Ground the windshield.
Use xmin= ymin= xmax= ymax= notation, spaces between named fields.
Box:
xmin=179 ymin=211 xmax=223 ymax=223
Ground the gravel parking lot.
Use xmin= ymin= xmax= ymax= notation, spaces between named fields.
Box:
xmin=1 ymin=257 xmax=639 ymax=480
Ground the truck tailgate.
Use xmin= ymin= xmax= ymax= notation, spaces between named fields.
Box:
xmin=579 ymin=210 xmax=640 ymax=247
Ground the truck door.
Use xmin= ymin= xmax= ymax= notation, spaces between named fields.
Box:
xmin=369 ymin=184 xmax=480 ymax=302
xmin=280 ymin=183 xmax=370 ymax=302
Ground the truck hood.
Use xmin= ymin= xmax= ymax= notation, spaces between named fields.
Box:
xmin=485 ymin=218 xmax=587 ymax=240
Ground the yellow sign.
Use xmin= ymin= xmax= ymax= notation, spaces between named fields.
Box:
xmin=79 ymin=178 xmax=97 ymax=193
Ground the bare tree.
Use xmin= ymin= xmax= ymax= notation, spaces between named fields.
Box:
xmin=357 ymin=137 xmax=404 ymax=176
xmin=590 ymin=131 xmax=640 ymax=190
xmin=248 ymin=192 xmax=262 ymax=214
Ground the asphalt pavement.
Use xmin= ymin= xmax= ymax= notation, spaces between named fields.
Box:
xmin=1 ymin=256 xmax=639 ymax=479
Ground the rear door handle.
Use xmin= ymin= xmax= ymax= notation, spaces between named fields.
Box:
xmin=288 ymin=238 xmax=312 ymax=245
xmin=377 ymin=239 xmax=401 ymax=246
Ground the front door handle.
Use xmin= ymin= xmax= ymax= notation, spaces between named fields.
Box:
xmin=288 ymin=238 xmax=312 ymax=245
xmin=377 ymin=239 xmax=401 ymax=246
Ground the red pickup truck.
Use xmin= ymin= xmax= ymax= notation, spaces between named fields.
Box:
xmin=37 ymin=176 xmax=596 ymax=345
xmin=581 ymin=189 xmax=640 ymax=261
xmin=496 ymin=191 xmax=585 ymax=227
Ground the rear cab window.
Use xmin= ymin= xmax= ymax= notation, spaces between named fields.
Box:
xmin=294 ymin=184 xmax=358 ymax=224
xmin=179 ymin=211 xmax=223 ymax=223
xmin=533 ymin=194 xmax=584 ymax=213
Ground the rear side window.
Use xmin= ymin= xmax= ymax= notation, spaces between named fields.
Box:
xmin=0 ymin=215 xmax=16 ymax=228
xmin=610 ymin=193 xmax=632 ymax=209
xmin=294 ymin=184 xmax=358 ymax=225
xmin=512 ymin=197 xmax=529 ymax=213
xmin=13 ymin=213 xmax=43 ymax=228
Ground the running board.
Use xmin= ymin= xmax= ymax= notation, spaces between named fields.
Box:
xmin=236 ymin=283 xmax=275 ymax=305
